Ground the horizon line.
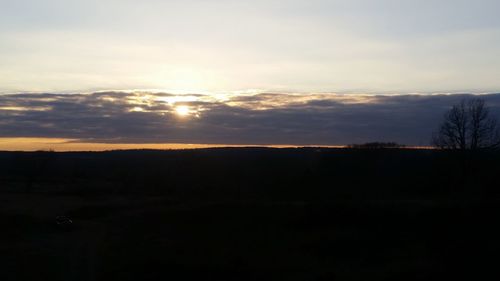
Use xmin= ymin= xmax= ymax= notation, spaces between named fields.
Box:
xmin=0 ymin=137 xmax=434 ymax=152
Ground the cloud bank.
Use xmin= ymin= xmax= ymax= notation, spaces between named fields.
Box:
xmin=1 ymin=92 xmax=500 ymax=146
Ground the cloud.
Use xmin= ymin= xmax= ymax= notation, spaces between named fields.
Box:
xmin=1 ymin=91 xmax=500 ymax=145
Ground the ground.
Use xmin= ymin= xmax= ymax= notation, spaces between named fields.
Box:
xmin=1 ymin=149 xmax=499 ymax=280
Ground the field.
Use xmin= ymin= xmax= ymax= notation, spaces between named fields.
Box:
xmin=1 ymin=148 xmax=499 ymax=280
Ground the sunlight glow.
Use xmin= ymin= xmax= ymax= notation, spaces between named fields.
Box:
xmin=0 ymin=138 xmax=350 ymax=152
xmin=0 ymin=106 xmax=52 ymax=111
xmin=175 ymin=105 xmax=191 ymax=117
xmin=130 ymin=106 xmax=145 ymax=112
xmin=155 ymin=95 xmax=199 ymax=105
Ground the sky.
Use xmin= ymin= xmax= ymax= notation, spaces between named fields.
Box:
xmin=1 ymin=0 xmax=500 ymax=93
xmin=1 ymin=0 xmax=500 ymax=149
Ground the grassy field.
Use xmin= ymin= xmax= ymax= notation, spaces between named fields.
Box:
xmin=1 ymin=148 xmax=499 ymax=280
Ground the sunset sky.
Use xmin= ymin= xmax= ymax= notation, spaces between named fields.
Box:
xmin=1 ymin=0 xmax=500 ymax=150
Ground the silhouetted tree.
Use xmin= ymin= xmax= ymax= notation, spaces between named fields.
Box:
xmin=433 ymin=98 xmax=500 ymax=150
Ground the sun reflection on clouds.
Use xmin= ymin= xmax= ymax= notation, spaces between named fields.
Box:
xmin=129 ymin=106 xmax=145 ymax=112
xmin=0 ymin=106 xmax=52 ymax=111
xmin=155 ymin=95 xmax=199 ymax=105
xmin=224 ymin=93 xmax=379 ymax=110
xmin=101 ymin=90 xmax=385 ymax=115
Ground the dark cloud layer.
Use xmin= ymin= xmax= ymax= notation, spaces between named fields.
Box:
xmin=1 ymin=92 xmax=500 ymax=145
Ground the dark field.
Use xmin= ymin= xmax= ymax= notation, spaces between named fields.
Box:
xmin=1 ymin=148 xmax=499 ymax=280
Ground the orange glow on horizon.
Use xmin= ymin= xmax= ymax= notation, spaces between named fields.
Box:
xmin=0 ymin=138 xmax=433 ymax=152
xmin=0 ymin=138 xmax=348 ymax=152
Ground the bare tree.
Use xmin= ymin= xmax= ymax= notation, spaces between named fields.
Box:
xmin=433 ymin=98 xmax=500 ymax=150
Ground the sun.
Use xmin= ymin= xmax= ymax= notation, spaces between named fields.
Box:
xmin=174 ymin=105 xmax=190 ymax=117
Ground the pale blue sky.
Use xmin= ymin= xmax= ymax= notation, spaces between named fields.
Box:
xmin=1 ymin=0 xmax=500 ymax=93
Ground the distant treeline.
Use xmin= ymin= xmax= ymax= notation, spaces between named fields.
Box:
xmin=347 ymin=142 xmax=405 ymax=149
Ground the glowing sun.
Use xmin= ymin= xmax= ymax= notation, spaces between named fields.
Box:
xmin=174 ymin=105 xmax=190 ymax=116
